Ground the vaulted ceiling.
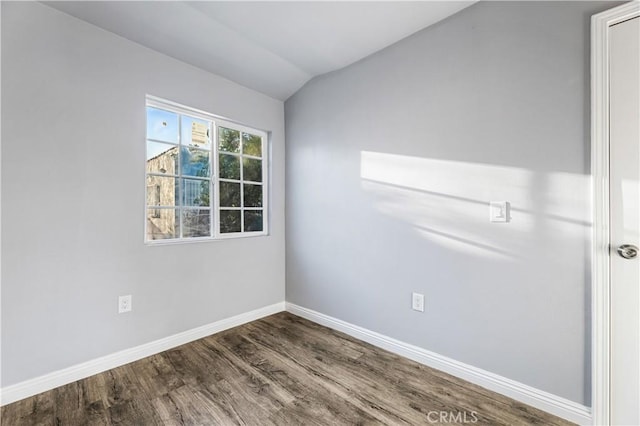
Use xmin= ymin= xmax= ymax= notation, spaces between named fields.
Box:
xmin=44 ymin=1 xmax=475 ymax=100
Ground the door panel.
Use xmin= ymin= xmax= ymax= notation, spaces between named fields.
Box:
xmin=609 ymin=15 xmax=640 ymax=426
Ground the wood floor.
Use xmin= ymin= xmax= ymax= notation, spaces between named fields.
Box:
xmin=1 ymin=313 xmax=573 ymax=425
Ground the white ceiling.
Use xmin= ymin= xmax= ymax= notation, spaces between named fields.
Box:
xmin=44 ymin=1 xmax=475 ymax=101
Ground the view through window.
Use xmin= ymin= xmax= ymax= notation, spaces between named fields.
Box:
xmin=145 ymin=97 xmax=267 ymax=242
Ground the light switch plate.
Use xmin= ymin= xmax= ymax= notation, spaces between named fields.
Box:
xmin=489 ymin=201 xmax=509 ymax=223
xmin=412 ymin=293 xmax=425 ymax=312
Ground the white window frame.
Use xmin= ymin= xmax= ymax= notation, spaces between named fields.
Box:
xmin=145 ymin=95 xmax=269 ymax=244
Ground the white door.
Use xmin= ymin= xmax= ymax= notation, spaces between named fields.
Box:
xmin=610 ymin=15 xmax=640 ymax=426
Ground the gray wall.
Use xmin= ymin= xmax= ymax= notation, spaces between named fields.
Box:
xmin=285 ymin=1 xmax=617 ymax=405
xmin=1 ymin=2 xmax=285 ymax=387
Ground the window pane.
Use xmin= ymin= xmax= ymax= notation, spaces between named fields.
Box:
xmin=147 ymin=185 xmax=162 ymax=217
xmin=181 ymin=147 xmax=210 ymax=178
xmin=219 ymin=154 xmax=240 ymax=180
xmin=219 ymin=127 xmax=240 ymax=153
xmin=243 ymin=158 xmax=262 ymax=182
xmin=182 ymin=178 xmax=210 ymax=207
xmin=219 ymin=181 xmax=241 ymax=207
xmin=243 ymin=184 xmax=262 ymax=207
xmin=146 ymin=175 xmax=178 ymax=207
xmin=147 ymin=107 xmax=178 ymax=143
xmin=244 ymin=210 xmax=263 ymax=232
xmin=181 ymin=116 xmax=210 ymax=147
xmin=182 ymin=209 xmax=211 ymax=238
xmin=220 ymin=210 xmax=241 ymax=233
xmin=242 ymin=132 xmax=262 ymax=157
xmin=147 ymin=209 xmax=179 ymax=240
xmin=147 ymin=141 xmax=178 ymax=175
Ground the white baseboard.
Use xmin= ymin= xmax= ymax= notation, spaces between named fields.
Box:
xmin=286 ymin=302 xmax=591 ymax=425
xmin=0 ymin=302 xmax=285 ymax=406
xmin=1 ymin=300 xmax=592 ymax=425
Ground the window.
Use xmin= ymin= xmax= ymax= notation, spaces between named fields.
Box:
xmin=145 ymin=96 xmax=268 ymax=243
xmin=147 ymin=184 xmax=161 ymax=218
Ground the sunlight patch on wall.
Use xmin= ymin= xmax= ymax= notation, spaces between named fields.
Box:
xmin=360 ymin=151 xmax=590 ymax=260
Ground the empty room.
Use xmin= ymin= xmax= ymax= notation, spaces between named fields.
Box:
xmin=1 ymin=1 xmax=639 ymax=425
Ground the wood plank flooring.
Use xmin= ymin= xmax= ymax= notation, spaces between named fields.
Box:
xmin=1 ymin=313 xmax=574 ymax=425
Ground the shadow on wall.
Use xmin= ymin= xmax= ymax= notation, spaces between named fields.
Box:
xmin=360 ymin=151 xmax=591 ymax=261
xmin=357 ymin=150 xmax=593 ymax=404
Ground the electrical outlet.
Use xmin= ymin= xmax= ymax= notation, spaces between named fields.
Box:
xmin=412 ymin=292 xmax=425 ymax=312
xmin=118 ymin=295 xmax=132 ymax=314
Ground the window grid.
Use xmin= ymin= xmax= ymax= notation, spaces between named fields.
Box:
xmin=240 ymin=132 xmax=244 ymax=233
xmin=177 ymin=112 xmax=183 ymax=239
xmin=216 ymin=129 xmax=264 ymax=235
xmin=145 ymin=97 xmax=267 ymax=243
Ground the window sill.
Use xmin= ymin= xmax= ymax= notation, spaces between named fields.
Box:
xmin=144 ymin=231 xmax=269 ymax=246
